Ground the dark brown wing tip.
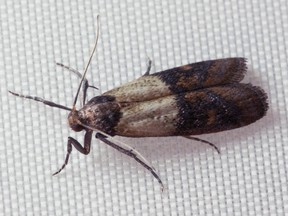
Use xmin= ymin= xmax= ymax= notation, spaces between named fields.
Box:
xmin=245 ymin=83 xmax=269 ymax=117
xmin=229 ymin=58 xmax=268 ymax=116
xmin=228 ymin=57 xmax=248 ymax=83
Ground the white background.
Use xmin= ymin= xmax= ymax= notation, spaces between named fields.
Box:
xmin=1 ymin=0 xmax=287 ymax=215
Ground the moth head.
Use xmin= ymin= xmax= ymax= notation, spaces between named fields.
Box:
xmin=68 ymin=109 xmax=84 ymax=132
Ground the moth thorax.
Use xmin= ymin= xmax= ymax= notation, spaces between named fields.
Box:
xmin=68 ymin=110 xmax=84 ymax=132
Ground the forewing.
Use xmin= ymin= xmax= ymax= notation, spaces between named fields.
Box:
xmin=114 ymin=83 xmax=268 ymax=137
xmin=104 ymin=58 xmax=247 ymax=102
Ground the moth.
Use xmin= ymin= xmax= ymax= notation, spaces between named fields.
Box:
xmin=9 ymin=17 xmax=268 ymax=189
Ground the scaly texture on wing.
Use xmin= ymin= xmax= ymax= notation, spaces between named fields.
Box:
xmin=114 ymin=83 xmax=268 ymax=137
xmin=104 ymin=58 xmax=247 ymax=102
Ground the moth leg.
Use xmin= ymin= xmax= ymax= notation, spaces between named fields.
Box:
xmin=8 ymin=91 xmax=71 ymax=111
xmin=56 ymin=62 xmax=98 ymax=104
xmin=53 ymin=130 xmax=93 ymax=175
xmin=183 ymin=136 xmax=220 ymax=154
xmin=143 ymin=57 xmax=152 ymax=76
xmin=95 ymin=133 xmax=164 ymax=191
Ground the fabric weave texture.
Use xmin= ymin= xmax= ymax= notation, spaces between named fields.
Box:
xmin=0 ymin=0 xmax=287 ymax=215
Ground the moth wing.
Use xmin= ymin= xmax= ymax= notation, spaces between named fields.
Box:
xmin=114 ymin=83 xmax=268 ymax=137
xmin=103 ymin=58 xmax=247 ymax=102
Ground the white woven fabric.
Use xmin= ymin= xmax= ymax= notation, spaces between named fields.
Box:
xmin=1 ymin=0 xmax=287 ymax=215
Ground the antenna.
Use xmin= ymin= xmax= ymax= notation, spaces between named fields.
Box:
xmin=72 ymin=15 xmax=100 ymax=109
